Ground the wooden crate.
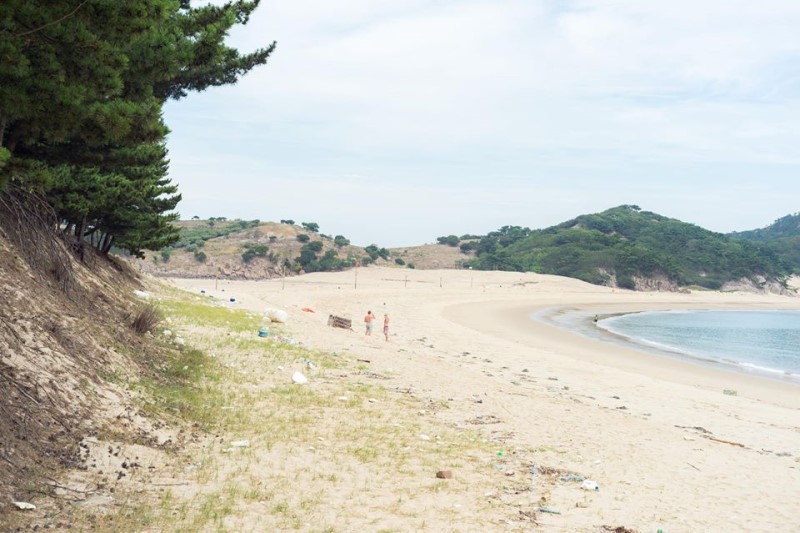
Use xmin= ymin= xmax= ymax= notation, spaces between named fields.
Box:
xmin=327 ymin=315 xmax=352 ymax=329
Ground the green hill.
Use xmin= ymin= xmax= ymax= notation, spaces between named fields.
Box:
xmin=464 ymin=205 xmax=792 ymax=290
xmin=731 ymin=213 xmax=800 ymax=241
xmin=730 ymin=213 xmax=800 ymax=275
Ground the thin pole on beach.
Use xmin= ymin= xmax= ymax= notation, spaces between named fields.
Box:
xmin=404 ymin=275 xmax=408 ymax=288
xmin=282 ymin=265 xmax=285 ymax=290
xmin=215 ymin=277 xmax=218 ymax=290
xmin=354 ymin=267 xmax=358 ymax=289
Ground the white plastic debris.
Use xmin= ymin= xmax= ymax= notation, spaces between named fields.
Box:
xmin=13 ymin=502 xmax=36 ymax=510
xmin=580 ymin=479 xmax=600 ymax=491
xmin=306 ymin=361 xmax=316 ymax=370
xmin=162 ymin=329 xmax=172 ymax=338
xmin=419 ymin=434 xmax=431 ymax=441
xmin=133 ymin=290 xmax=151 ymax=300
xmin=231 ymin=440 xmax=250 ymax=448
xmin=292 ymin=371 xmax=308 ymax=384
xmin=174 ymin=337 xmax=186 ymax=347
xmin=264 ymin=308 xmax=289 ymax=323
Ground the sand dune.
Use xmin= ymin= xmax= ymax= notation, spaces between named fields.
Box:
xmin=171 ymin=267 xmax=800 ymax=531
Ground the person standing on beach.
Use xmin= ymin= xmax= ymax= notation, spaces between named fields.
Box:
xmin=364 ymin=310 xmax=375 ymax=336
xmin=383 ymin=313 xmax=390 ymax=341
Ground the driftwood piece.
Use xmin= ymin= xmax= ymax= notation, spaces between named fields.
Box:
xmin=705 ymin=436 xmax=746 ymax=448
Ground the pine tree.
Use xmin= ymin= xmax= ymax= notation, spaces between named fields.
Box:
xmin=0 ymin=0 xmax=274 ymax=255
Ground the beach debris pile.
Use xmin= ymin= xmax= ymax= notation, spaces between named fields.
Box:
xmin=467 ymin=414 xmax=502 ymax=425
xmin=675 ymin=425 xmax=747 ymax=448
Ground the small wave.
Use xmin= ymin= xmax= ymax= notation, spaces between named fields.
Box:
xmin=737 ymin=361 xmax=800 ymax=380
xmin=557 ymin=309 xmax=800 ymax=382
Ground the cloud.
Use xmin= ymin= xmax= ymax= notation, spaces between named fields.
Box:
xmin=167 ymin=1 xmax=800 ymax=245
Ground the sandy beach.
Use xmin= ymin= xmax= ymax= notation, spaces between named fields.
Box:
xmin=169 ymin=267 xmax=800 ymax=531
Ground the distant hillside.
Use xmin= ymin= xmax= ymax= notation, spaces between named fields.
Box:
xmin=389 ymin=243 xmax=469 ymax=270
xmin=130 ymin=219 xmax=465 ymax=279
xmin=731 ymin=213 xmax=800 ymax=241
xmin=130 ymin=209 xmax=799 ymax=292
xmin=730 ymin=213 xmax=800 ymax=275
xmin=463 ymin=205 xmax=793 ymax=292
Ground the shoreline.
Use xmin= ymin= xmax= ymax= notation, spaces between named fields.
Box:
xmin=442 ymin=298 xmax=800 ymax=408
xmin=536 ymin=307 xmax=800 ymax=385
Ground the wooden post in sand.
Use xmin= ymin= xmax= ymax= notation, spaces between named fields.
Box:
xmin=282 ymin=264 xmax=285 ymax=290
xmin=404 ymin=275 xmax=408 ymax=288
xmin=354 ymin=267 xmax=358 ymax=289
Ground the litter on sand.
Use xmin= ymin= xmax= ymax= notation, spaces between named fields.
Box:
xmin=265 ymin=308 xmax=289 ymax=323
xmin=327 ymin=315 xmax=352 ymax=329
xmin=581 ymin=480 xmax=600 ymax=491
xmin=13 ymin=502 xmax=36 ymax=510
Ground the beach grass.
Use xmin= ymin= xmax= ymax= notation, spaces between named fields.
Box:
xmin=55 ymin=283 xmax=517 ymax=532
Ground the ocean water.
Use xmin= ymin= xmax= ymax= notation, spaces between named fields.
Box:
xmin=597 ymin=310 xmax=800 ymax=381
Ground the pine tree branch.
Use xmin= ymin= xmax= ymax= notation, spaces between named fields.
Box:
xmin=15 ymin=1 xmax=89 ymax=38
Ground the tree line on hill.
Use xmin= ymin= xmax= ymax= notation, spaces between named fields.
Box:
xmin=438 ymin=205 xmax=797 ymax=290
xmin=0 ymin=1 xmax=273 ymax=258
xmin=730 ymin=213 xmax=800 ymax=273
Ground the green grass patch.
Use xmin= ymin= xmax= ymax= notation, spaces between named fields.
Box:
xmin=160 ymin=299 xmax=261 ymax=333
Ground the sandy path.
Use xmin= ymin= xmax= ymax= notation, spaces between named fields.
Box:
xmin=169 ymin=268 xmax=800 ymax=531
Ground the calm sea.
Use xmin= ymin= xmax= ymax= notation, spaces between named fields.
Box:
xmin=534 ymin=310 xmax=800 ymax=383
xmin=596 ymin=310 xmax=800 ymax=381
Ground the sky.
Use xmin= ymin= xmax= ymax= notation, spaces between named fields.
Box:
xmin=164 ymin=0 xmax=800 ymax=247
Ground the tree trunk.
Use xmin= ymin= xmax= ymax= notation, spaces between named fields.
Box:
xmin=74 ymin=215 xmax=87 ymax=261
xmin=74 ymin=215 xmax=87 ymax=241
xmin=5 ymin=128 xmax=17 ymax=152
xmin=101 ymin=233 xmax=113 ymax=255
